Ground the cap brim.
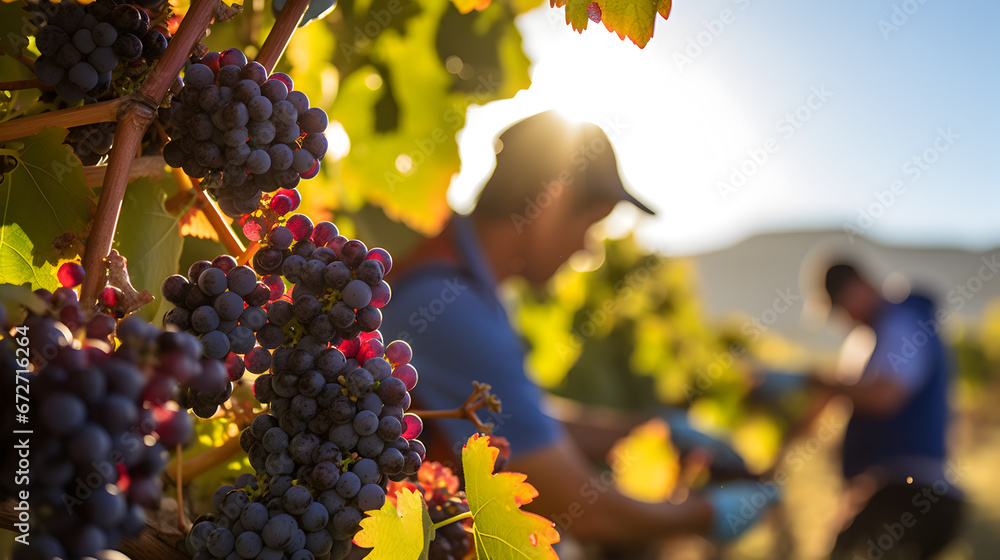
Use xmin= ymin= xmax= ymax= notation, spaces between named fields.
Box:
xmin=621 ymin=191 xmax=656 ymax=215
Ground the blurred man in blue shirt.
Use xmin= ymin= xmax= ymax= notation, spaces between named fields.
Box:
xmin=380 ymin=111 xmax=776 ymax=546
xmin=815 ymin=263 xmax=964 ymax=560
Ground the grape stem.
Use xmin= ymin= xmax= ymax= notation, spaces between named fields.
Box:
xmin=237 ymin=241 xmax=260 ymax=266
xmin=0 ymin=78 xmax=47 ymax=91
xmin=431 ymin=510 xmax=472 ymax=531
xmin=410 ymin=381 xmax=502 ymax=435
xmin=191 ymin=175 xmax=247 ymax=255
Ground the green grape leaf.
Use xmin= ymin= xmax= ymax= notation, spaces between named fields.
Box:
xmin=355 ymin=488 xmax=434 ymax=559
xmin=0 ymin=0 xmax=31 ymax=58
xmin=463 ymin=434 xmax=560 ymax=560
xmin=0 ymin=127 xmax=93 ymax=290
xmin=0 ymin=224 xmax=57 ymax=291
xmin=112 ymin=175 xmax=185 ymax=322
xmin=555 ymin=0 xmax=671 ymax=48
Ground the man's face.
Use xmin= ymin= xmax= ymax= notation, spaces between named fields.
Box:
xmin=519 ymin=187 xmax=616 ymax=285
xmin=833 ymin=278 xmax=879 ymax=325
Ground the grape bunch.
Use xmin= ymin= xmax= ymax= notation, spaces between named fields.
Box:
xmin=183 ymin=334 xmax=424 ymax=559
xmin=162 ymin=48 xmax=329 ymax=218
xmin=32 ymin=0 xmax=170 ymax=102
xmin=67 ymin=121 xmax=117 ymax=166
xmin=0 ymin=309 xmax=194 ymax=560
xmin=185 ymin=472 xmax=358 ymax=560
xmin=249 ymin=213 xmax=392 ymax=345
xmin=161 ymin=254 xmax=276 ymax=416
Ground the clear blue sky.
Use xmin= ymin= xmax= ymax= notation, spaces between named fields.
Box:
xmin=449 ymin=0 xmax=1000 ymax=255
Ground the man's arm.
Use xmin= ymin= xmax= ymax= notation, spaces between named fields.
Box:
xmin=810 ymin=375 xmax=909 ymax=419
xmin=544 ymin=395 xmax=647 ymax=464
xmin=508 ymin=436 xmax=713 ymax=543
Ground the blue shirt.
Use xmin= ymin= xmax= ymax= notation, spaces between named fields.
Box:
xmin=379 ymin=217 xmax=566 ymax=459
xmin=842 ymin=295 xmax=952 ymax=489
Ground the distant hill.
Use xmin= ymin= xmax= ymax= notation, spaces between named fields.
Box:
xmin=688 ymin=229 xmax=1000 ymax=351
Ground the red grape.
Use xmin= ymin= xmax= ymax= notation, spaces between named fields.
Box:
xmin=100 ymin=286 xmax=123 ymax=306
xmin=286 ymin=213 xmax=314 ymax=241
xmin=364 ymin=248 xmax=392 ymax=275
xmin=270 ymin=194 xmax=292 ymax=216
xmin=401 ymin=413 xmax=422 ymax=440
xmin=392 ymin=363 xmax=418 ymax=391
xmin=57 ymin=262 xmax=86 ymax=287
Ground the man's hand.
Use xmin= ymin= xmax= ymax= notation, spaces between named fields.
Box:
xmin=702 ymin=481 xmax=780 ymax=543
xmin=749 ymin=369 xmax=812 ymax=404
xmin=660 ymin=409 xmax=747 ymax=475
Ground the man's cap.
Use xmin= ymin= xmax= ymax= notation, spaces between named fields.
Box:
xmin=480 ymin=110 xmax=656 ymax=215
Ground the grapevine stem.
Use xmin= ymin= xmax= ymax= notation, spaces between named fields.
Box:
xmin=255 ymin=0 xmax=310 ymax=73
xmin=432 ymin=511 xmax=473 ymax=531
xmin=176 ymin=443 xmax=189 ymax=533
xmin=0 ymin=98 xmax=125 ymax=143
xmin=79 ymin=0 xmax=222 ymax=311
xmin=191 ymin=177 xmax=246 ymax=255
xmin=79 ymin=103 xmax=155 ymax=311
xmin=0 ymin=78 xmax=46 ymax=91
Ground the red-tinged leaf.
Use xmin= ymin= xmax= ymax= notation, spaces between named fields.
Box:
xmin=462 ymin=434 xmax=560 ymax=560
xmin=657 ymin=0 xmax=672 ymax=20
xmin=450 ymin=0 xmax=491 ymax=14
xmin=555 ymin=0 xmax=672 ymax=47
xmin=355 ymin=488 xmax=434 ymax=560
xmin=178 ymin=205 xmax=219 ymax=240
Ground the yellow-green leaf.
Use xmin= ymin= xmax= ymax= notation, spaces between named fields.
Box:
xmin=608 ymin=418 xmax=679 ymax=502
xmin=463 ymin=434 xmax=560 ymax=560
xmin=0 ymin=127 xmax=93 ymax=289
xmin=355 ymin=488 xmax=434 ymax=560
